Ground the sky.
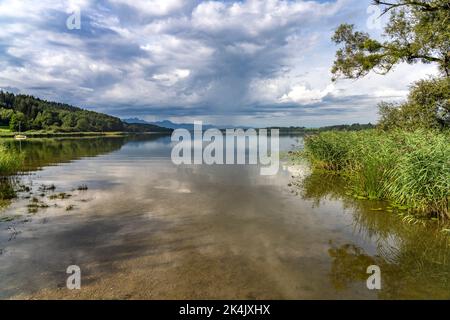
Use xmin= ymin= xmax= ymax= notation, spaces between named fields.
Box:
xmin=0 ymin=0 xmax=438 ymax=127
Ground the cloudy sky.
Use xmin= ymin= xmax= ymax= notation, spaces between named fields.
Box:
xmin=0 ymin=0 xmax=438 ymax=127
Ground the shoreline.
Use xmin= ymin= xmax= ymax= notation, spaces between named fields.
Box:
xmin=0 ymin=131 xmax=172 ymax=139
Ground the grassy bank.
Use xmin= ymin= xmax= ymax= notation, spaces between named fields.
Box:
xmin=297 ymin=129 xmax=450 ymax=219
xmin=0 ymin=130 xmax=129 ymax=138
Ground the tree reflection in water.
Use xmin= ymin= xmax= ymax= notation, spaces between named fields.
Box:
xmin=299 ymin=171 xmax=450 ymax=299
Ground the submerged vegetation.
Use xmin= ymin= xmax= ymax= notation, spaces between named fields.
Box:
xmin=0 ymin=178 xmax=16 ymax=208
xmin=300 ymin=130 xmax=449 ymax=218
xmin=0 ymin=135 xmax=163 ymax=211
xmin=0 ymin=136 xmax=123 ymax=209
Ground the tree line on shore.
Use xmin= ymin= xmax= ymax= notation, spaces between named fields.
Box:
xmin=267 ymin=123 xmax=375 ymax=133
xmin=0 ymin=92 xmax=124 ymax=132
xmin=0 ymin=92 xmax=171 ymax=133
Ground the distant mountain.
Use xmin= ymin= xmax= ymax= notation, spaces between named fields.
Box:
xmin=122 ymin=117 xmax=149 ymax=125
xmin=123 ymin=122 xmax=173 ymax=133
xmin=123 ymin=118 xmax=216 ymax=130
xmin=122 ymin=118 xmax=252 ymax=130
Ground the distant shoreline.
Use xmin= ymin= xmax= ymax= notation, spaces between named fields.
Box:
xmin=0 ymin=131 xmax=172 ymax=139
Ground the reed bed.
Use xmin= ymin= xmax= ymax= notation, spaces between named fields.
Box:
xmin=0 ymin=143 xmax=23 ymax=176
xmin=0 ymin=143 xmax=24 ymax=201
xmin=302 ymin=130 xmax=450 ymax=219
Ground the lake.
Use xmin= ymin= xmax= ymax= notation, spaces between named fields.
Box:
xmin=0 ymin=134 xmax=449 ymax=299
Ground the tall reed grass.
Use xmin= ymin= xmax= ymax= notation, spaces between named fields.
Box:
xmin=0 ymin=143 xmax=23 ymax=176
xmin=0 ymin=143 xmax=24 ymax=202
xmin=302 ymin=129 xmax=450 ymax=218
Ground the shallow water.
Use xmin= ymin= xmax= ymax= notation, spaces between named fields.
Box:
xmin=0 ymin=135 xmax=449 ymax=299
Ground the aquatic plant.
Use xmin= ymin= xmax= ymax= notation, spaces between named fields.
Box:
xmin=49 ymin=192 xmax=72 ymax=200
xmin=301 ymin=129 xmax=450 ymax=218
xmin=0 ymin=143 xmax=23 ymax=176
xmin=384 ymin=131 xmax=450 ymax=218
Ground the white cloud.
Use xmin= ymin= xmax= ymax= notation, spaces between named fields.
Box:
xmin=0 ymin=0 xmax=441 ymax=126
xmin=280 ymin=84 xmax=335 ymax=104
xmin=109 ymin=0 xmax=187 ymax=16
xmin=153 ymin=68 xmax=191 ymax=85
xmin=373 ymin=88 xmax=410 ymax=98
xmin=191 ymin=0 xmax=345 ymax=35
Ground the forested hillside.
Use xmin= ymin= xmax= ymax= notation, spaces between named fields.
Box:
xmin=0 ymin=91 xmax=124 ymax=132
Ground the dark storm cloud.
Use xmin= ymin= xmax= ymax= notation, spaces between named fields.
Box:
xmin=0 ymin=0 xmax=427 ymax=126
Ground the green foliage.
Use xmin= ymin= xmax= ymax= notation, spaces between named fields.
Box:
xmin=302 ymin=130 xmax=356 ymax=171
xmin=0 ymin=91 xmax=124 ymax=132
xmin=378 ymin=77 xmax=450 ymax=130
xmin=8 ymin=113 xmax=17 ymax=131
xmin=8 ymin=112 xmax=25 ymax=131
xmin=0 ymin=108 xmax=14 ymax=126
xmin=302 ymin=129 xmax=450 ymax=218
xmin=331 ymin=1 xmax=450 ymax=80
xmin=332 ymin=1 xmax=450 ymax=132
xmin=0 ymin=143 xmax=24 ymax=176
xmin=0 ymin=178 xmax=16 ymax=201
xmin=384 ymin=130 xmax=450 ymax=217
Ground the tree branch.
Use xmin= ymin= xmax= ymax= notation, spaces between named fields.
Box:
xmin=373 ymin=0 xmax=447 ymax=16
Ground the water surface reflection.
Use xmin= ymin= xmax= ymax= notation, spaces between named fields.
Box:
xmin=0 ymin=135 xmax=448 ymax=299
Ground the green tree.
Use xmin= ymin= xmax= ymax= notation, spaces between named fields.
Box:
xmin=0 ymin=108 xmax=14 ymax=126
xmin=76 ymin=117 xmax=90 ymax=132
xmin=8 ymin=114 xmax=16 ymax=131
xmin=0 ymin=91 xmax=125 ymax=133
xmin=331 ymin=0 xmax=450 ymax=131
xmin=331 ymin=0 xmax=450 ymax=81
xmin=61 ymin=112 xmax=76 ymax=130
xmin=378 ymin=77 xmax=450 ymax=130
xmin=32 ymin=111 xmax=44 ymax=130
xmin=39 ymin=110 xmax=57 ymax=128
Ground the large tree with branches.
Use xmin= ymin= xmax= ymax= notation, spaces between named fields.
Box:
xmin=331 ymin=0 xmax=450 ymax=80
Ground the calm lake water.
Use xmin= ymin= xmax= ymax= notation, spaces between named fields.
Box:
xmin=0 ymin=135 xmax=449 ymax=299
